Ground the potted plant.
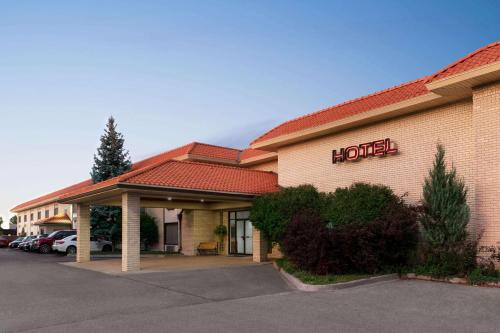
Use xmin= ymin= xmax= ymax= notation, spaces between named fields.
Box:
xmin=214 ymin=224 xmax=228 ymax=254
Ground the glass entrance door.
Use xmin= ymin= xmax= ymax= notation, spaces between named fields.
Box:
xmin=229 ymin=211 xmax=253 ymax=255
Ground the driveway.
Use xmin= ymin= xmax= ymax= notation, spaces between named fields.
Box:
xmin=2 ymin=248 xmax=500 ymax=333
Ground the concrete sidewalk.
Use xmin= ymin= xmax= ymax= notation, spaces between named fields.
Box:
xmin=62 ymin=254 xmax=258 ymax=274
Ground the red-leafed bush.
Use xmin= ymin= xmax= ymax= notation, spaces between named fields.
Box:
xmin=282 ymin=184 xmax=418 ymax=275
xmin=329 ymin=202 xmax=418 ymax=274
xmin=283 ymin=211 xmax=332 ymax=275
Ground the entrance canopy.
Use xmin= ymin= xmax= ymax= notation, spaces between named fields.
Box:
xmin=59 ymin=159 xmax=278 ymax=272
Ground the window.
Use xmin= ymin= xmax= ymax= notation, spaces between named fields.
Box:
xmin=37 ymin=211 xmax=41 ymax=220
xmin=24 ymin=215 xmax=27 ymax=222
xmin=45 ymin=210 xmax=49 ymax=218
xmin=54 ymin=206 xmax=59 ymax=215
xmin=30 ymin=213 xmax=34 ymax=221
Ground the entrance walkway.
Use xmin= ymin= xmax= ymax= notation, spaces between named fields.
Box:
xmin=62 ymin=255 xmax=256 ymax=274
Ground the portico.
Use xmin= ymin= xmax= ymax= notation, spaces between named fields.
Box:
xmin=60 ymin=159 xmax=278 ymax=272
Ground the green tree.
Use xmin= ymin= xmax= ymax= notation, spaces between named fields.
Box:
xmin=0 ymin=217 xmax=3 ymax=228
xmin=10 ymin=215 xmax=17 ymax=225
xmin=90 ymin=116 xmax=132 ymax=237
xmin=419 ymin=144 xmax=472 ymax=275
xmin=140 ymin=212 xmax=159 ymax=251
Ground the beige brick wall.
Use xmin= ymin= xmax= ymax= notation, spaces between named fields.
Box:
xmin=122 ymin=193 xmax=141 ymax=272
xmin=181 ymin=210 xmax=219 ymax=255
xmin=76 ymin=203 xmax=90 ymax=263
xmin=252 ymin=228 xmax=268 ymax=262
xmin=278 ymin=100 xmax=477 ymax=227
xmin=249 ymin=160 xmax=278 ymax=173
xmin=472 ymin=82 xmax=500 ymax=246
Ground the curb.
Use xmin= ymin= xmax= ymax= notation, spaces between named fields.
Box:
xmin=272 ymin=261 xmax=398 ymax=292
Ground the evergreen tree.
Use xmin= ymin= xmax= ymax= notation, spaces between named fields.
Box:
xmin=419 ymin=144 xmax=472 ymax=275
xmin=10 ymin=215 xmax=18 ymax=225
xmin=90 ymin=116 xmax=132 ymax=237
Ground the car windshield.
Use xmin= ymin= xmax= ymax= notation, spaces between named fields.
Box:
xmin=15 ymin=237 xmax=23 ymax=241
xmin=47 ymin=231 xmax=59 ymax=238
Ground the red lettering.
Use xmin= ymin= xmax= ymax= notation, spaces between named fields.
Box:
xmin=372 ymin=140 xmax=385 ymax=156
xmin=384 ymin=138 xmax=398 ymax=155
xmin=345 ymin=146 xmax=359 ymax=161
xmin=332 ymin=148 xmax=345 ymax=164
xmin=332 ymin=139 xmax=398 ymax=164
xmin=358 ymin=142 xmax=372 ymax=158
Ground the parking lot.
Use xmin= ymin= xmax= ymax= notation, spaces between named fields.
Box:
xmin=2 ymin=248 xmax=500 ymax=333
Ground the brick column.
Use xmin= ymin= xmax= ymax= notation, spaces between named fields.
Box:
xmin=122 ymin=192 xmax=141 ymax=272
xmin=252 ymin=228 xmax=268 ymax=262
xmin=472 ymin=82 xmax=500 ymax=246
xmin=76 ymin=203 xmax=90 ymax=263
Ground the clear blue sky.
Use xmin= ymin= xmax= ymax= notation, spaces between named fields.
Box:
xmin=1 ymin=0 xmax=498 ymax=227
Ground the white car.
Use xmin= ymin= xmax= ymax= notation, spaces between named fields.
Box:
xmin=52 ymin=235 xmax=113 ymax=255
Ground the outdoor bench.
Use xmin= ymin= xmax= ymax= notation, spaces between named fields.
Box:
xmin=197 ymin=241 xmax=218 ymax=255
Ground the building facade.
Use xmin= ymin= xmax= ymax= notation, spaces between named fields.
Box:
xmin=11 ymin=41 xmax=500 ymax=271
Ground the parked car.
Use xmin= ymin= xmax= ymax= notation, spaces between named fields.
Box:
xmin=24 ymin=235 xmax=48 ymax=252
xmin=0 ymin=236 xmax=16 ymax=248
xmin=53 ymin=235 xmax=112 ymax=255
xmin=18 ymin=236 xmax=37 ymax=251
xmin=32 ymin=230 xmax=76 ymax=254
xmin=8 ymin=237 xmax=25 ymax=248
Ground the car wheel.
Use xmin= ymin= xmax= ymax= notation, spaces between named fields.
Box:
xmin=39 ymin=244 xmax=51 ymax=254
xmin=102 ymin=244 xmax=112 ymax=252
xmin=66 ymin=246 xmax=77 ymax=256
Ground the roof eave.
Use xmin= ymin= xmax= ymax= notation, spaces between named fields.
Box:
xmin=239 ymin=152 xmax=278 ymax=166
xmin=425 ymin=61 xmax=500 ymax=96
xmin=251 ymin=92 xmax=452 ymax=151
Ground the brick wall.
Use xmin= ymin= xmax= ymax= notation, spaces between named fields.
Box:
xmin=122 ymin=193 xmax=141 ymax=271
xmin=181 ymin=210 xmax=219 ymax=255
xmin=249 ymin=160 xmax=278 ymax=173
xmin=278 ymin=100 xmax=478 ymax=229
xmin=76 ymin=203 xmax=90 ymax=263
xmin=472 ymin=82 xmax=500 ymax=246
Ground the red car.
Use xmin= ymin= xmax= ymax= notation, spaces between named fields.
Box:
xmin=32 ymin=230 xmax=76 ymax=254
xmin=0 ymin=235 xmax=17 ymax=248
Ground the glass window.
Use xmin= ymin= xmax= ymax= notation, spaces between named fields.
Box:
xmin=45 ymin=210 xmax=49 ymax=218
xmin=54 ymin=207 xmax=59 ymax=215
xmin=30 ymin=213 xmax=34 ymax=221
xmin=237 ymin=211 xmax=250 ymax=219
xmin=24 ymin=215 xmax=27 ymax=222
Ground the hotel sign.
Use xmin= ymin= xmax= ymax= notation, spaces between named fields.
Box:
xmin=332 ymin=138 xmax=398 ymax=164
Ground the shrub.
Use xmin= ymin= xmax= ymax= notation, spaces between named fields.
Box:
xmin=250 ymin=184 xmax=327 ymax=244
xmin=140 ymin=212 xmax=159 ymax=250
xmin=329 ymin=201 xmax=418 ymax=274
xmin=282 ymin=211 xmax=332 ymax=275
xmin=282 ymin=185 xmax=418 ymax=275
xmin=418 ymin=144 xmax=473 ymax=276
xmin=325 ymin=183 xmax=397 ymax=227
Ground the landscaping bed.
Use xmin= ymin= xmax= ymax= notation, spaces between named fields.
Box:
xmin=275 ymin=258 xmax=371 ymax=285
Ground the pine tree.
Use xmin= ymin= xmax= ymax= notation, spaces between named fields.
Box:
xmin=420 ymin=144 xmax=472 ymax=275
xmin=90 ymin=116 xmax=132 ymax=237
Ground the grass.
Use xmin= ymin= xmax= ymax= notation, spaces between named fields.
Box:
xmin=276 ymin=258 xmax=371 ymax=285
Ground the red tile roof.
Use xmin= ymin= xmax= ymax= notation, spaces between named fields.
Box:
xmin=427 ymin=41 xmax=500 ymax=83
xmin=251 ymin=78 xmax=429 ymax=144
xmin=12 ymin=143 xmax=275 ymax=212
xmin=252 ymin=41 xmax=500 ymax=145
xmin=189 ymin=142 xmax=241 ymax=161
xmin=33 ymin=214 xmax=72 ymax=226
xmin=61 ymin=160 xmax=278 ymax=199
xmin=11 ymin=179 xmax=93 ymax=212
